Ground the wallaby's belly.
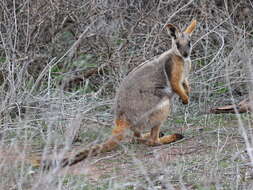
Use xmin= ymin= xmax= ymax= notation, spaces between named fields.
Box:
xmin=114 ymin=61 xmax=173 ymax=130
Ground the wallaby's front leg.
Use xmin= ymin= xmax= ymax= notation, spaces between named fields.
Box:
xmin=170 ymin=68 xmax=189 ymax=104
xmin=173 ymin=82 xmax=189 ymax=104
xmin=182 ymin=79 xmax=190 ymax=96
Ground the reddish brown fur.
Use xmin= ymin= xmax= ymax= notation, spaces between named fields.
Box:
xmin=170 ymin=55 xmax=189 ymax=104
xmin=159 ymin=134 xmax=183 ymax=144
xmin=69 ymin=119 xmax=130 ymax=164
xmin=135 ymin=126 xmax=183 ymax=146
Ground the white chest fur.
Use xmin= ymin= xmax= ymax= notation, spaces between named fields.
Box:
xmin=183 ymin=57 xmax=191 ymax=79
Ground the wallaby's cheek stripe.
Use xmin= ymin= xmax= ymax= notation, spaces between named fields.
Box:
xmin=168 ymin=55 xmax=189 ymax=104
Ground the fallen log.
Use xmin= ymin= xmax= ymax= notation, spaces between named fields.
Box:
xmin=210 ymin=98 xmax=253 ymax=114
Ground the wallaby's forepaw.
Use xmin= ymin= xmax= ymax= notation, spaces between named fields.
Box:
xmin=182 ymin=97 xmax=189 ymax=104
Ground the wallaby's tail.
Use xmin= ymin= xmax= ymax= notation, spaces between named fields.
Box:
xmin=31 ymin=118 xmax=129 ymax=169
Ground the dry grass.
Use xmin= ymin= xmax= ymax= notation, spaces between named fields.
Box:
xmin=0 ymin=0 xmax=253 ymax=189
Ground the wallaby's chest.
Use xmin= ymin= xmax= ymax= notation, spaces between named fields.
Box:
xmin=182 ymin=57 xmax=191 ymax=79
xmin=168 ymin=54 xmax=191 ymax=81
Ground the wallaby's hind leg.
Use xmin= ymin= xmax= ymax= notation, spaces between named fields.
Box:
xmin=135 ymin=131 xmax=165 ymax=140
xmin=143 ymin=125 xmax=183 ymax=146
xmin=134 ymin=125 xmax=161 ymax=146
xmin=133 ymin=122 xmax=183 ymax=146
xmin=132 ymin=126 xmax=162 ymax=144
xmin=132 ymin=99 xmax=183 ymax=146
xmin=147 ymin=125 xmax=161 ymax=145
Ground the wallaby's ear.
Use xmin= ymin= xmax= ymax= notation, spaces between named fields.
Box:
xmin=166 ymin=24 xmax=179 ymax=39
xmin=184 ymin=19 xmax=197 ymax=36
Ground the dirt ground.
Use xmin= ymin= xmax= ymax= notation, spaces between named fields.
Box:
xmin=2 ymin=115 xmax=253 ymax=189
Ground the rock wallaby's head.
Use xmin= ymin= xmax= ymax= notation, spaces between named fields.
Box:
xmin=166 ymin=20 xmax=197 ymax=58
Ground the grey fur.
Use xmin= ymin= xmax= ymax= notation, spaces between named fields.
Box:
xmin=114 ymin=23 xmax=194 ymax=134
xmin=115 ymin=50 xmax=175 ymax=132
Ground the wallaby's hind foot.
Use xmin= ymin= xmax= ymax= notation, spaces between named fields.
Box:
xmin=158 ymin=133 xmax=184 ymax=144
xmin=141 ymin=131 xmax=165 ymax=138
xmin=132 ymin=131 xmax=165 ymax=145
xmin=137 ymin=133 xmax=183 ymax=146
xmin=133 ymin=136 xmax=161 ymax=146
xmin=133 ymin=125 xmax=182 ymax=146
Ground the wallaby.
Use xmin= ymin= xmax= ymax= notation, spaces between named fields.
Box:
xmin=33 ymin=20 xmax=197 ymax=169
